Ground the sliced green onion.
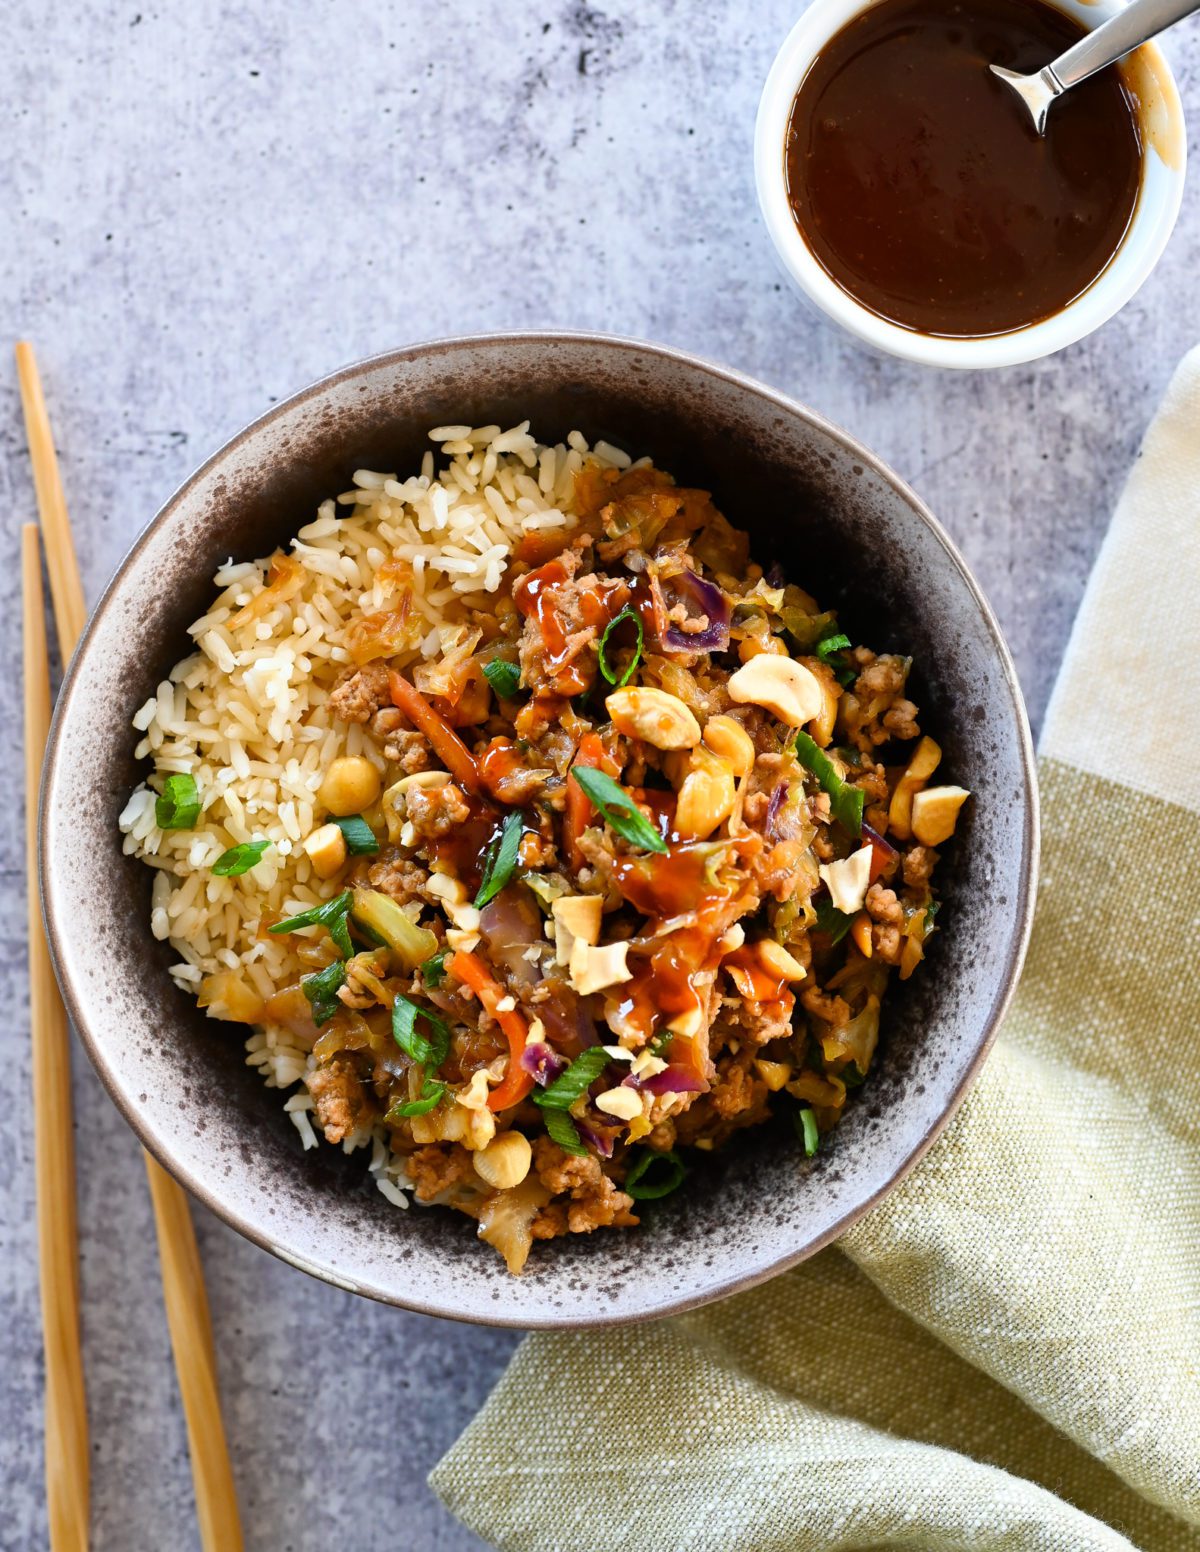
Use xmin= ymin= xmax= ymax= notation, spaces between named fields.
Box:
xmin=269 ymin=889 xmax=354 ymax=957
xmin=388 ymin=1076 xmax=446 ymax=1119
xmin=625 ymin=1148 xmax=686 ymax=1200
xmin=391 ymin=993 xmax=452 ymax=1069
xmin=542 ymin=1106 xmax=588 ymax=1156
xmin=794 ymin=731 xmax=864 ymax=836
xmin=813 ymin=896 xmax=855 ymax=944
xmin=420 ymin=949 xmax=449 ymax=988
xmin=597 ymin=606 xmax=644 ymax=688
xmin=474 ymin=811 xmax=524 ymax=908
xmin=332 ymin=814 xmax=379 ymax=856
xmin=533 ymin=1045 xmax=612 ymax=1110
xmin=302 ymin=960 xmax=346 ymax=1027
xmin=816 ymin=630 xmax=857 ymax=689
xmin=570 ymin=766 xmax=668 ymax=855
xmin=483 ymin=657 xmax=522 ymax=699
xmin=796 ymin=1106 xmax=820 ymax=1158
xmin=156 ymin=772 xmax=201 ymax=831
xmin=841 ymin=1062 xmax=866 ymax=1090
xmin=212 ymin=839 xmax=270 ymax=876
xmin=816 ymin=632 xmax=851 ymax=661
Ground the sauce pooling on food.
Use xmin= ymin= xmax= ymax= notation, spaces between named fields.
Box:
xmin=784 ymin=0 xmax=1143 ymax=337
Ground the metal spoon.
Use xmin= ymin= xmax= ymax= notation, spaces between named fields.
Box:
xmin=991 ymin=0 xmax=1200 ymax=135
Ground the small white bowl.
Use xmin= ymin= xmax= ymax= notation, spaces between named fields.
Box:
xmin=755 ymin=0 xmax=1187 ymax=369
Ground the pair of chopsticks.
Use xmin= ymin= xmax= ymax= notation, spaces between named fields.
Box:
xmin=19 ymin=343 xmax=244 ymax=1552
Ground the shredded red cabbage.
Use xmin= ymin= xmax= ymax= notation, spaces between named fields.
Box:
xmin=574 ymin=1120 xmax=615 ymax=1159
xmin=636 ymin=1065 xmax=708 ymax=1096
xmin=862 ymin=821 xmax=898 ymax=861
xmin=662 ymin=571 xmax=731 ymax=653
xmin=519 ymin=1042 xmax=568 ymax=1087
xmin=765 ymin=780 xmax=788 ymax=838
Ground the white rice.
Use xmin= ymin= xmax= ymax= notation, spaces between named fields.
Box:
xmin=120 ymin=421 xmax=632 ymax=1210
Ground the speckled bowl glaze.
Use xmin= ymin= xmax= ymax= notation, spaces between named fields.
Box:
xmin=41 ymin=334 xmax=1038 ymax=1327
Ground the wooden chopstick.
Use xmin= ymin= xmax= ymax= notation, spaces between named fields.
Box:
xmin=24 ymin=524 xmax=89 ymax=1552
xmin=17 ymin=344 xmax=244 ymax=1552
xmin=15 ymin=345 xmax=86 ymax=651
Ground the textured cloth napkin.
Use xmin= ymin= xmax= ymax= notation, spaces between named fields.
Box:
xmin=431 ymin=350 xmax=1200 ymax=1552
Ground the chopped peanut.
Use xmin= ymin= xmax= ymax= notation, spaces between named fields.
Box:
xmin=595 ymin=1085 xmax=643 ymax=1121
xmin=887 ymin=736 xmax=942 ymax=840
xmin=666 ymin=1004 xmax=704 ymax=1039
xmin=473 ymin=1130 xmax=533 ymax=1189
xmin=911 ymin=785 xmax=971 ymax=846
xmin=605 ymin=686 xmax=701 ymax=750
xmin=756 ymin=938 xmax=807 ymax=983
xmin=850 ymin=912 xmax=874 ymax=958
xmin=319 ymin=755 xmax=382 ymax=817
xmin=802 ymin=659 xmax=841 ymax=748
xmin=303 ymin=822 xmax=347 ymax=879
xmin=552 ymin=894 xmax=604 ymax=948
xmin=728 ymin=654 xmax=824 ymax=728
xmin=568 ymin=939 xmax=633 ymax=996
xmin=737 ymin=634 xmax=788 ymax=662
xmin=675 ymin=749 xmax=736 ymax=840
xmin=754 ymin=1058 xmax=793 ymax=1091
xmin=457 ymin=1069 xmax=493 ymax=1112
xmin=702 ymin=714 xmax=755 ymax=776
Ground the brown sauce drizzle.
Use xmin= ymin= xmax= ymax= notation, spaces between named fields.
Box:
xmin=784 ymin=0 xmax=1144 ymax=336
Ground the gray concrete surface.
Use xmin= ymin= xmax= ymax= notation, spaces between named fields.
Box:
xmin=2 ymin=1 xmax=1198 ymax=1548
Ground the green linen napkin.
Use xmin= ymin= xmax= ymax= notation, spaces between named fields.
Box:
xmin=431 ymin=350 xmax=1200 ymax=1552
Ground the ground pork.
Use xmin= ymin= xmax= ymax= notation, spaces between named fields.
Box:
xmin=406 ymin=782 xmax=471 ymax=840
xmin=853 ymin=765 xmax=889 ymax=806
xmin=530 ymin=1137 xmax=638 ymax=1235
xmin=801 ymin=985 xmax=851 ymax=1027
xmin=485 ymin=759 xmax=552 ymax=806
xmin=646 ymin=1118 xmax=677 ymax=1151
xmin=307 ymin=1058 xmax=373 ymax=1144
xmin=883 ymin=699 xmax=920 ymax=741
xmin=742 ymin=790 xmax=769 ymax=827
xmin=514 ymin=692 xmax=572 ymax=743
xmin=752 ymin=840 xmax=803 ymax=903
xmin=709 ymin=1060 xmax=768 ymax=1121
xmin=843 ymin=653 xmax=919 ymax=751
xmin=872 ymin=924 xmax=903 ymax=963
xmin=367 ymin=850 xmax=432 ymax=906
xmin=406 ymin=1143 xmax=477 ymax=1203
xmin=903 ymin=844 xmax=938 ymax=889
xmin=518 ymin=831 xmax=557 ymax=870
xmin=672 ymin=1061 xmax=771 ymax=1146
xmin=865 ymin=883 xmax=903 ymax=925
xmin=384 ymin=726 xmax=435 ymax=772
xmin=327 ymin=661 xmax=391 ymax=724
xmin=722 ymin=994 xmax=793 ymax=1048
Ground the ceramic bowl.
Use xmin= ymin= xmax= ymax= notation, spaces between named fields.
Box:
xmin=755 ymin=0 xmax=1187 ymax=369
xmin=40 ymin=333 xmax=1038 ymax=1326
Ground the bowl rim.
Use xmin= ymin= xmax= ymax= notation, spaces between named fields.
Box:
xmin=39 ymin=330 xmax=1040 ymax=1326
xmin=754 ymin=0 xmax=1188 ymax=370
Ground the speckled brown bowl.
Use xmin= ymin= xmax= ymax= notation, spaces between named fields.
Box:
xmin=40 ymin=333 xmax=1038 ymax=1327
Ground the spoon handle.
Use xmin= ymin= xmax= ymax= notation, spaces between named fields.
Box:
xmin=1048 ymin=0 xmax=1200 ymax=92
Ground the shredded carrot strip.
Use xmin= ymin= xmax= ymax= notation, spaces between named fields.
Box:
xmin=388 ymin=672 xmax=483 ymax=795
xmin=564 ymin=731 xmax=619 ymax=871
xmin=867 ymin=836 xmax=892 ymax=885
xmin=447 ymin=949 xmax=535 ymax=1112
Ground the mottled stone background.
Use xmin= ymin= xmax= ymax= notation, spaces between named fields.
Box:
xmin=2 ymin=1 xmax=1197 ymax=1547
